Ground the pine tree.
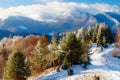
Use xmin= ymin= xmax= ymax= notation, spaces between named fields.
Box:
xmin=86 ymin=26 xmax=93 ymax=43
xmin=80 ymin=39 xmax=90 ymax=68
xmin=76 ymin=27 xmax=85 ymax=42
xmin=50 ymin=35 xmax=58 ymax=66
xmin=92 ymin=24 xmax=99 ymax=43
xmin=60 ymin=32 xmax=82 ymax=67
xmin=61 ymin=58 xmax=69 ymax=69
xmin=96 ymin=23 xmax=112 ymax=47
xmin=58 ymin=53 xmax=65 ymax=65
xmin=102 ymin=24 xmax=112 ymax=45
xmin=32 ymin=41 xmax=49 ymax=66
xmin=96 ymin=27 xmax=102 ymax=46
xmin=102 ymin=36 xmax=106 ymax=47
xmin=3 ymin=51 xmax=31 ymax=80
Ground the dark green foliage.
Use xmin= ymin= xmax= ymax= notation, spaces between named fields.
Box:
xmin=76 ymin=28 xmax=85 ymax=42
xmin=83 ymin=65 xmax=88 ymax=70
xmin=58 ymin=53 xmax=65 ymax=65
xmin=80 ymin=39 xmax=90 ymax=65
xmin=56 ymin=66 xmax=60 ymax=72
xmin=92 ymin=24 xmax=99 ymax=43
xmin=61 ymin=59 xmax=69 ymax=70
xmin=32 ymin=41 xmax=49 ymax=66
xmin=93 ymin=75 xmax=100 ymax=80
xmin=86 ymin=26 xmax=94 ymax=43
xmin=96 ymin=23 xmax=112 ymax=47
xmin=60 ymin=32 xmax=82 ymax=67
xmin=51 ymin=35 xmax=58 ymax=51
xmin=50 ymin=35 xmax=58 ymax=66
xmin=67 ymin=68 xmax=73 ymax=76
xmin=81 ymin=23 xmax=113 ymax=47
xmin=3 ymin=51 xmax=31 ymax=80
xmin=60 ymin=32 xmax=91 ymax=69
xmin=31 ymin=40 xmax=60 ymax=74
xmin=81 ymin=53 xmax=90 ymax=67
xmin=100 ymin=46 xmax=103 ymax=52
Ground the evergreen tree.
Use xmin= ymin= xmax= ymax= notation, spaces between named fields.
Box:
xmin=60 ymin=32 xmax=82 ymax=67
xmin=76 ymin=27 xmax=85 ymax=42
xmin=3 ymin=51 xmax=31 ymax=80
xmin=96 ymin=25 xmax=102 ymax=46
xmin=32 ymin=41 xmax=49 ymax=66
xmin=92 ymin=24 xmax=99 ymax=43
xmin=61 ymin=58 xmax=69 ymax=69
xmin=58 ymin=53 xmax=65 ymax=65
xmin=102 ymin=36 xmax=107 ymax=47
xmin=102 ymin=24 xmax=112 ymax=45
xmin=50 ymin=35 xmax=58 ymax=66
xmin=86 ymin=26 xmax=93 ymax=43
xmin=96 ymin=23 xmax=112 ymax=47
xmin=80 ymin=40 xmax=90 ymax=67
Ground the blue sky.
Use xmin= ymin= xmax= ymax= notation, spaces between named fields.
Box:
xmin=68 ymin=0 xmax=120 ymax=5
xmin=0 ymin=0 xmax=120 ymax=8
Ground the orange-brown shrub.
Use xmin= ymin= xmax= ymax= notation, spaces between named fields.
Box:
xmin=114 ymin=43 xmax=120 ymax=48
xmin=115 ymin=28 xmax=120 ymax=43
xmin=112 ymin=50 xmax=119 ymax=57
xmin=0 ymin=55 xmax=5 ymax=78
xmin=0 ymin=34 xmax=50 ymax=77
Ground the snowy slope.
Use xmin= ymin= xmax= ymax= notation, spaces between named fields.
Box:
xmin=28 ymin=43 xmax=120 ymax=80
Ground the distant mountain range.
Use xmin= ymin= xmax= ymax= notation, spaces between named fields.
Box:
xmin=0 ymin=10 xmax=120 ymax=39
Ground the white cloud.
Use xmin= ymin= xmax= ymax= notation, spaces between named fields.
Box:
xmin=35 ymin=0 xmax=62 ymax=2
xmin=0 ymin=1 xmax=119 ymax=21
xmin=90 ymin=3 xmax=120 ymax=13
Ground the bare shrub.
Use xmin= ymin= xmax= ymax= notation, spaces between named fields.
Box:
xmin=112 ymin=50 xmax=119 ymax=57
xmin=115 ymin=28 xmax=120 ymax=43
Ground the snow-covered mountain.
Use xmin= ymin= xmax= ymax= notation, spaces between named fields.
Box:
xmin=0 ymin=10 xmax=120 ymax=38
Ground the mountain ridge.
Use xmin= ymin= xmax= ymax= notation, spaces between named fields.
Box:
xmin=0 ymin=11 xmax=120 ymax=39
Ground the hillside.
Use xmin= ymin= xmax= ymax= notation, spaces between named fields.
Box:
xmin=28 ymin=44 xmax=120 ymax=80
xmin=1 ymin=1 xmax=120 ymax=80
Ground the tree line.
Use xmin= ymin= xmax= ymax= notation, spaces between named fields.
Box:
xmin=1 ymin=23 xmax=114 ymax=80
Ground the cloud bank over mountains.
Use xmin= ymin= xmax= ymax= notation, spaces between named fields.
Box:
xmin=0 ymin=1 xmax=119 ymax=21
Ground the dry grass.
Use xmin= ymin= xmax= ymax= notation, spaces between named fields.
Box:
xmin=0 ymin=55 xmax=5 ymax=79
xmin=112 ymin=50 xmax=119 ymax=57
xmin=101 ymin=53 xmax=106 ymax=57
xmin=114 ymin=43 xmax=120 ymax=48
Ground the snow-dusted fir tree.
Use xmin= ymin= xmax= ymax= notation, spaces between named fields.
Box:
xmin=96 ymin=24 xmax=102 ymax=46
xmin=92 ymin=24 xmax=99 ymax=43
xmin=96 ymin=23 xmax=112 ymax=47
xmin=50 ymin=35 xmax=58 ymax=66
xmin=86 ymin=26 xmax=93 ymax=42
xmin=60 ymin=32 xmax=82 ymax=67
xmin=32 ymin=41 xmax=49 ymax=66
xmin=76 ymin=27 xmax=85 ymax=42
xmin=3 ymin=51 xmax=31 ymax=80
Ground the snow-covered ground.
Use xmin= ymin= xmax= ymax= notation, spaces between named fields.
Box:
xmin=28 ymin=43 xmax=120 ymax=80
